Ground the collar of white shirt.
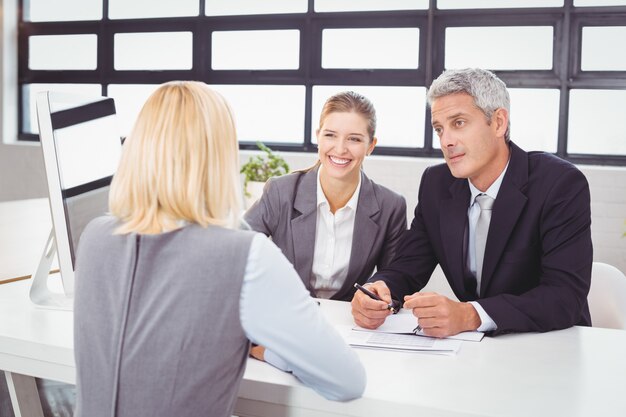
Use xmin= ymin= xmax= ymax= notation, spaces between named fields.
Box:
xmin=467 ymin=160 xmax=510 ymax=206
xmin=316 ymin=168 xmax=362 ymax=212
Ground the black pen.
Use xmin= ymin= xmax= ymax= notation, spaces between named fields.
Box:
xmin=354 ymin=283 xmax=398 ymax=314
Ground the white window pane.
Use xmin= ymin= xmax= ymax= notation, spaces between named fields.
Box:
xmin=205 ymin=0 xmax=307 ymax=16
xmin=575 ymin=0 xmax=626 ymax=5
xmin=315 ymin=0 xmax=427 ymax=12
xmin=210 ymin=85 xmax=305 ymax=143
xmin=114 ymin=32 xmax=192 ymax=70
xmin=29 ymin=35 xmax=97 ymax=70
xmin=508 ymin=89 xmax=559 ymax=152
xmin=109 ymin=0 xmax=198 ymax=19
xmin=445 ymin=27 xmax=553 ymax=70
xmin=312 ymin=86 xmax=426 ymax=148
xmin=28 ymin=0 xmax=102 ymax=22
xmin=322 ymin=28 xmax=419 ymax=69
xmin=439 ymin=0 xmax=562 ymax=8
xmin=582 ymin=27 xmax=626 ymax=71
xmin=107 ymin=84 xmax=160 ymax=137
xmin=568 ymin=90 xmax=626 ymax=156
xmin=212 ymin=30 xmax=299 ymax=70
xmin=23 ymin=84 xmax=102 ymax=134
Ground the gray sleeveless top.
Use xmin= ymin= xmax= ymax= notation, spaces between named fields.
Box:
xmin=73 ymin=216 xmax=255 ymax=417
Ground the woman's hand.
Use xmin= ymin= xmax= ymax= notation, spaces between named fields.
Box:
xmin=249 ymin=344 xmax=266 ymax=361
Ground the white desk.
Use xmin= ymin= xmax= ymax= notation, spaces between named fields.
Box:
xmin=2 ymin=199 xmax=626 ymax=417
xmin=238 ymin=300 xmax=626 ymax=417
xmin=2 ymin=279 xmax=626 ymax=417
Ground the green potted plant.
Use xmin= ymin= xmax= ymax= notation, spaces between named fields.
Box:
xmin=240 ymin=142 xmax=290 ymax=206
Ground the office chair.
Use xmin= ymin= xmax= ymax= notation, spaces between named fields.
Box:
xmin=588 ymin=262 xmax=626 ymax=330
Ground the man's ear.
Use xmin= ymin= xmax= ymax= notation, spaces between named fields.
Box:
xmin=494 ymin=108 xmax=509 ymax=138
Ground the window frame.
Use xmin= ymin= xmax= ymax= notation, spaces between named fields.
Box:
xmin=16 ymin=0 xmax=626 ymax=165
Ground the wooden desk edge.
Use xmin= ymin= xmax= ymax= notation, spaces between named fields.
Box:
xmin=0 ymin=275 xmax=31 ymax=285
xmin=0 ymin=269 xmax=59 ymax=286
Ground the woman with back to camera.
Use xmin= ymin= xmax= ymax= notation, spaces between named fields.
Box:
xmin=245 ymin=91 xmax=407 ymax=365
xmin=72 ymin=81 xmax=366 ymax=417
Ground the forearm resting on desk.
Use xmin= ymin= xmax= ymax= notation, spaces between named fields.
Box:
xmin=240 ymin=235 xmax=365 ymax=401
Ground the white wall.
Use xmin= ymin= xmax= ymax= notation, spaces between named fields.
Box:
xmin=0 ymin=144 xmax=48 ymax=201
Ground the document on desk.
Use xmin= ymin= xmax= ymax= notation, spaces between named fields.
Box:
xmin=347 ymin=330 xmax=462 ymax=355
xmin=348 ymin=309 xmax=484 ymax=354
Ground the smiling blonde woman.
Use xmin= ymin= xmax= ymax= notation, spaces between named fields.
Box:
xmin=244 ymin=91 xmax=407 ymax=369
xmin=246 ymin=91 xmax=407 ymax=302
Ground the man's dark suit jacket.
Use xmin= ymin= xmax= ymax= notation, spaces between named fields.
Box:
xmin=370 ymin=142 xmax=593 ymax=335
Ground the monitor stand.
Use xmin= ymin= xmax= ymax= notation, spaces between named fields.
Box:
xmin=29 ymin=229 xmax=73 ymax=311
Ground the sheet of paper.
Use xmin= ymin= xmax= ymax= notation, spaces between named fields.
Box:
xmin=352 ymin=309 xmax=484 ymax=342
xmin=347 ymin=330 xmax=462 ymax=355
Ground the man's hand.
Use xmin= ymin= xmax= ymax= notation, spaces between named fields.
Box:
xmin=351 ymin=281 xmax=393 ymax=329
xmin=403 ymin=292 xmax=481 ymax=338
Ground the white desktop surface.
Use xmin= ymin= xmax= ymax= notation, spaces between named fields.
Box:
xmin=239 ymin=300 xmax=626 ymax=417
xmin=3 ymin=279 xmax=625 ymax=417
xmin=0 ymin=277 xmax=74 ymax=384
xmin=2 ymin=199 xmax=626 ymax=417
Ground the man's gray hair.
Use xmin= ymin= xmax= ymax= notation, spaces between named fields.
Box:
xmin=427 ymin=68 xmax=511 ymax=142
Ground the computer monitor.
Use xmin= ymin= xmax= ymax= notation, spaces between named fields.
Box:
xmin=33 ymin=91 xmax=122 ymax=308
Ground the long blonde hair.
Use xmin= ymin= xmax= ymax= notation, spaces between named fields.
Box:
xmin=109 ymin=81 xmax=242 ymax=234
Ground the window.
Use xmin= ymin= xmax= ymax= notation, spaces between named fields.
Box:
xmin=109 ymin=0 xmax=198 ymax=19
xmin=205 ymin=0 xmax=307 ymax=16
xmin=568 ymin=90 xmax=626 ymax=156
xmin=315 ymin=0 xmax=428 ymax=12
xmin=29 ymin=35 xmax=98 ymax=70
xmin=322 ymin=28 xmax=419 ymax=69
xmin=17 ymin=0 xmax=626 ymax=165
xmin=445 ymin=27 xmax=553 ymax=70
xmin=575 ymin=0 xmax=626 ymax=6
xmin=210 ymin=85 xmax=306 ymax=143
xmin=26 ymin=0 xmax=102 ymax=22
xmin=113 ymin=32 xmax=193 ymax=70
xmin=438 ymin=0 xmax=563 ymax=8
xmin=212 ymin=30 xmax=300 ymax=70
xmin=581 ymin=26 xmax=626 ymax=71
xmin=508 ymin=89 xmax=560 ymax=153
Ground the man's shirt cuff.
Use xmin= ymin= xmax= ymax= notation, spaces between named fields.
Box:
xmin=469 ymin=301 xmax=497 ymax=332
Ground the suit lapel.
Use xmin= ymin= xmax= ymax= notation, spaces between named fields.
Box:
xmin=291 ymin=168 xmax=319 ymax=291
xmin=440 ymin=179 xmax=471 ymax=295
xmin=336 ymin=173 xmax=379 ymax=297
xmin=480 ymin=143 xmax=529 ymax=295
